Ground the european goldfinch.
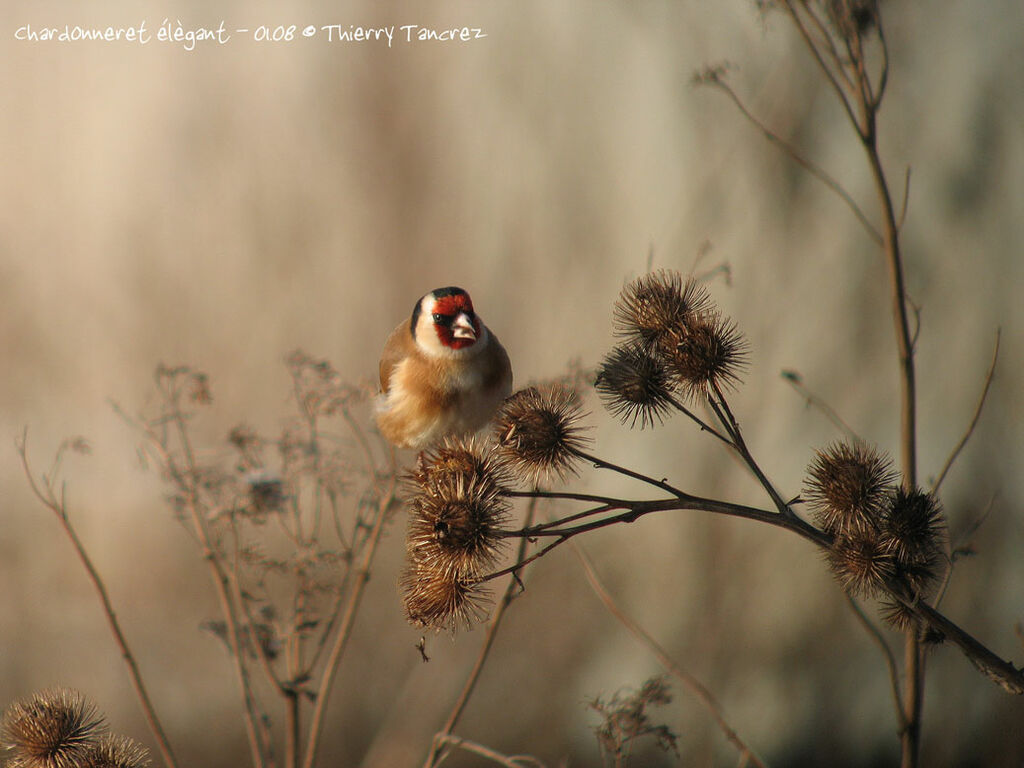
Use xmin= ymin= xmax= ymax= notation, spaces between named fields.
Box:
xmin=376 ymin=286 xmax=513 ymax=449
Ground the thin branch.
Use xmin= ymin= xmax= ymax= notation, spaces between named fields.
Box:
xmin=432 ymin=735 xmax=548 ymax=768
xmin=781 ymin=370 xmax=863 ymax=441
xmin=571 ymin=447 xmax=689 ymax=499
xmin=701 ymin=76 xmax=883 ymax=245
xmin=574 ymin=542 xmax=768 ymax=768
xmin=710 ymin=383 xmax=793 ymax=518
xmin=667 ymin=392 xmax=734 ymax=446
xmin=165 ymin=400 xmax=268 ymax=768
xmin=423 ymin=499 xmax=540 ymax=768
xmin=780 ymin=0 xmax=862 ymax=133
xmin=897 ymin=166 xmax=912 ymax=231
xmin=16 ymin=431 xmax=180 ymax=768
xmin=300 ymin=474 xmax=396 ymax=768
xmin=932 ymin=330 xmax=1000 ymax=494
xmin=932 ymin=497 xmax=994 ymax=610
xmin=843 ymin=594 xmax=906 ymax=730
xmin=909 ymin=600 xmax=1024 ymax=695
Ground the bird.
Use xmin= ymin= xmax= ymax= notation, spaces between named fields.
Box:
xmin=375 ymin=286 xmax=513 ymax=449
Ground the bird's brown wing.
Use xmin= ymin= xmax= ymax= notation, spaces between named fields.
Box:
xmin=378 ymin=321 xmax=413 ymax=393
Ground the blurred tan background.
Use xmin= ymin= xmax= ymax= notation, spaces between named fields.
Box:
xmin=3 ymin=0 xmax=1023 ymax=765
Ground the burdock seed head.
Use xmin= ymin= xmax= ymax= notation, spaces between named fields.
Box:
xmin=882 ymin=487 xmax=945 ymax=564
xmin=660 ymin=310 xmax=748 ymax=398
xmin=493 ymin=386 xmax=590 ymax=484
xmin=409 ymin=435 xmax=513 ymax=498
xmin=400 ymin=559 xmax=492 ymax=632
xmin=405 ymin=472 xmax=510 ymax=579
xmin=613 ymin=270 xmax=712 ymax=351
xmin=826 ymin=530 xmax=895 ymax=599
xmin=81 ymin=734 xmax=151 ymax=768
xmin=883 ymin=488 xmax=946 ymax=598
xmin=1 ymin=688 xmax=107 ymax=768
xmin=879 ymin=599 xmax=921 ymax=633
xmin=804 ymin=441 xmax=898 ymax=534
xmin=595 ymin=344 xmax=676 ymax=429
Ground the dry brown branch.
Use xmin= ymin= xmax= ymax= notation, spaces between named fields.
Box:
xmin=573 ymin=542 xmax=767 ymax=768
xmin=432 ymin=735 xmax=548 ymax=768
xmin=932 ymin=330 xmax=1000 ymax=494
xmin=696 ymin=71 xmax=882 ymax=245
xmin=843 ymin=594 xmax=906 ymax=730
xmin=422 ymin=498 xmax=539 ymax=768
xmin=300 ymin=467 xmax=397 ymax=768
xmin=16 ymin=431 xmax=180 ymax=768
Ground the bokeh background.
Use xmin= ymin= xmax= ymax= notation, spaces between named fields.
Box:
xmin=3 ymin=0 xmax=1022 ymax=765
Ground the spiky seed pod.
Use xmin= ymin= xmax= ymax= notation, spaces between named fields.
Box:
xmin=882 ymin=488 xmax=945 ymax=564
xmin=660 ymin=311 xmax=748 ymax=398
xmin=1 ymin=689 xmax=107 ymax=768
xmin=80 ymin=734 xmax=151 ymax=768
xmin=879 ymin=599 xmax=921 ymax=633
xmin=596 ymin=344 xmax=676 ymax=429
xmin=804 ymin=441 xmax=898 ymax=535
xmin=406 ymin=472 xmax=510 ymax=578
xmin=400 ymin=559 xmax=492 ymax=632
xmin=492 ymin=387 xmax=589 ymax=484
xmin=826 ymin=530 xmax=895 ymax=598
xmin=409 ymin=435 xmax=513 ymax=498
xmin=613 ymin=270 xmax=712 ymax=351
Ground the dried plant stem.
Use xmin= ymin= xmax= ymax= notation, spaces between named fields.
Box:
xmin=708 ymin=383 xmax=793 ymax=518
xmin=431 ymin=735 xmax=547 ymax=768
xmin=16 ymin=431 xmax=180 ymax=768
xmin=932 ymin=330 xmax=1000 ymax=494
xmin=573 ymin=542 xmax=767 ymax=768
xmin=495 ymin=477 xmax=1024 ymax=695
xmin=158 ymin=399 xmax=268 ymax=768
xmin=423 ymin=498 xmax=539 ymax=768
xmin=781 ymin=372 xmax=862 ymax=441
xmin=300 ymin=475 xmax=396 ymax=768
xmin=843 ymin=594 xmax=906 ymax=731
xmin=701 ymin=75 xmax=882 ymax=245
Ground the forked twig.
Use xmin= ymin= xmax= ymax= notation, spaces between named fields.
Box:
xmin=699 ymin=75 xmax=882 ymax=245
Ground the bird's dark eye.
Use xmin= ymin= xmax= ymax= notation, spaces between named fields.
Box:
xmin=432 ymin=313 xmax=452 ymax=326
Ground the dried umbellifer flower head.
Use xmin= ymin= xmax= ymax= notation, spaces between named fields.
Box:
xmin=595 ymin=344 xmax=675 ymax=429
xmin=823 ymin=0 xmax=879 ymax=38
xmin=406 ymin=472 xmax=510 ymax=578
xmin=804 ymin=441 xmax=897 ymax=534
xmin=493 ymin=387 xmax=589 ymax=484
xmin=1 ymin=688 xmax=107 ymax=768
xmin=81 ymin=734 xmax=151 ymax=768
xmin=613 ymin=270 xmax=711 ymax=351
xmin=826 ymin=530 xmax=894 ymax=598
xmin=400 ymin=559 xmax=492 ymax=632
xmin=660 ymin=310 xmax=748 ymax=398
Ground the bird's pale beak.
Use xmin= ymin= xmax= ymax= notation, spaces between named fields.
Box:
xmin=452 ymin=312 xmax=477 ymax=340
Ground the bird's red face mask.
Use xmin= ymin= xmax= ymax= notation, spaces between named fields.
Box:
xmin=431 ymin=293 xmax=480 ymax=350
